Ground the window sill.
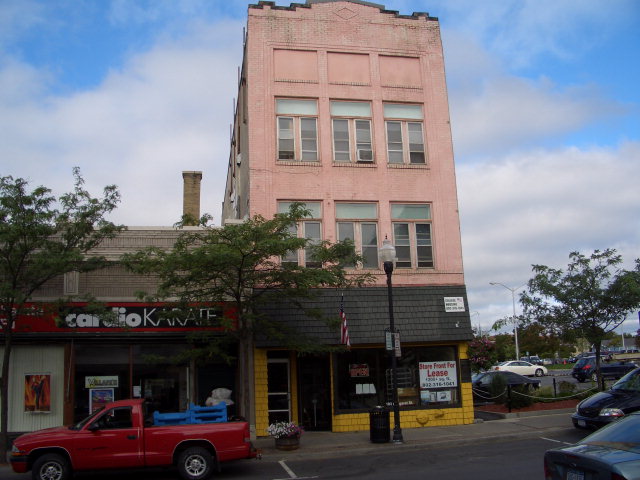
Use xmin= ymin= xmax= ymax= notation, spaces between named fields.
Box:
xmin=276 ymin=160 xmax=321 ymax=166
xmin=332 ymin=162 xmax=377 ymax=168
xmin=388 ymin=163 xmax=429 ymax=169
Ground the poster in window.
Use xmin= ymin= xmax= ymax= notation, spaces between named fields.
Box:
xmin=89 ymin=388 xmax=114 ymax=413
xmin=24 ymin=374 xmax=51 ymax=412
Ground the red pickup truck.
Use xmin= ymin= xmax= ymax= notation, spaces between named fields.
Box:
xmin=10 ymin=398 xmax=258 ymax=480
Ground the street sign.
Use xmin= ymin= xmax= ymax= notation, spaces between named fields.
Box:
xmin=394 ymin=332 xmax=401 ymax=357
xmin=385 ymin=331 xmax=393 ymax=351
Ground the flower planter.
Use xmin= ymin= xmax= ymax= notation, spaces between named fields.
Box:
xmin=275 ymin=436 xmax=300 ymax=451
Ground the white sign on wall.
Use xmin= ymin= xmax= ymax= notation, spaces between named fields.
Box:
xmin=419 ymin=361 xmax=458 ymax=388
xmin=443 ymin=297 xmax=465 ymax=312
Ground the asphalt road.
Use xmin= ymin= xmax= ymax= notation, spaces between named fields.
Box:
xmin=0 ymin=426 xmax=590 ymax=480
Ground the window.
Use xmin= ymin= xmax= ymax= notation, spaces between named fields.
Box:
xmin=336 ymin=203 xmax=378 ymax=269
xmin=335 ymin=346 xmax=459 ymax=412
xmin=331 ymin=101 xmax=373 ymax=163
xmin=391 ymin=204 xmax=433 ymax=268
xmin=278 ymin=202 xmax=322 ymax=267
xmin=276 ymin=99 xmax=318 ymax=161
xmin=384 ymin=104 xmax=425 ymax=164
xmin=93 ymin=407 xmax=133 ymax=429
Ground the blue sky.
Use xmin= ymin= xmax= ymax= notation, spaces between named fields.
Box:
xmin=2 ymin=0 xmax=639 ymax=338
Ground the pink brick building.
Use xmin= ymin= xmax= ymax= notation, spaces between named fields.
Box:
xmin=222 ymin=0 xmax=474 ymax=436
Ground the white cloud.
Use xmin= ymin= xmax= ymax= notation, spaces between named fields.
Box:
xmin=0 ymin=18 xmax=244 ymax=226
xmin=459 ymin=142 xmax=640 ymax=331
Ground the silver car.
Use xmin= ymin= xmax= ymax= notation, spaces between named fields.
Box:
xmin=544 ymin=411 xmax=640 ymax=479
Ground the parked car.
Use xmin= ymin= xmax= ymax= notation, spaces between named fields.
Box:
xmin=572 ymin=367 xmax=640 ymax=429
xmin=471 ymin=371 xmax=541 ymax=401
xmin=520 ymin=355 xmax=543 ymax=365
xmin=10 ymin=398 xmax=257 ymax=480
xmin=493 ymin=360 xmax=547 ymax=377
xmin=571 ymin=356 xmax=636 ymax=382
xmin=545 ymin=411 xmax=640 ymax=479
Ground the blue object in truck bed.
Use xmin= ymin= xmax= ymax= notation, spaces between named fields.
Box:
xmin=153 ymin=402 xmax=227 ymax=425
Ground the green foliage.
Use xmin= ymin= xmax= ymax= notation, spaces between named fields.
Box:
xmin=557 ymin=380 xmax=577 ymax=396
xmin=0 ymin=169 xmax=122 ymax=459
xmin=122 ymin=202 xmax=373 ymax=352
xmin=521 ymin=249 xmax=640 ymax=364
xmin=509 ymin=385 xmax=535 ymax=409
xmin=492 ymin=334 xmax=516 ymax=361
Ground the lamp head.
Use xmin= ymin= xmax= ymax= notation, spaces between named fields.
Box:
xmin=379 ymin=237 xmax=396 ymax=264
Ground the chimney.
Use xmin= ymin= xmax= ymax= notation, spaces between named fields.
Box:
xmin=182 ymin=171 xmax=202 ymax=225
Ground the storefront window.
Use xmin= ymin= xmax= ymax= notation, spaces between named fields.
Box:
xmin=132 ymin=345 xmax=189 ymax=414
xmin=74 ymin=345 xmax=130 ymax=421
xmin=73 ymin=344 xmax=190 ymax=422
xmin=335 ymin=346 xmax=459 ymax=412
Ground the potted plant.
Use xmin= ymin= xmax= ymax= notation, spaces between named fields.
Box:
xmin=267 ymin=421 xmax=303 ymax=450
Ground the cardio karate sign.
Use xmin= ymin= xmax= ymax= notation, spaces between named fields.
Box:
xmin=419 ymin=361 xmax=458 ymax=388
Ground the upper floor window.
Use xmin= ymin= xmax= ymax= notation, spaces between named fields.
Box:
xmin=331 ymin=101 xmax=373 ymax=163
xmin=336 ymin=203 xmax=378 ymax=269
xmin=278 ymin=201 xmax=322 ymax=267
xmin=384 ymin=104 xmax=425 ymax=165
xmin=391 ymin=204 xmax=433 ymax=268
xmin=276 ymin=99 xmax=318 ymax=161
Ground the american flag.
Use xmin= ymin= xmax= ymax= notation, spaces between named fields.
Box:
xmin=340 ymin=296 xmax=350 ymax=348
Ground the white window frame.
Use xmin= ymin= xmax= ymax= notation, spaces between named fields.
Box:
xmin=336 ymin=203 xmax=378 ymax=269
xmin=391 ymin=204 xmax=433 ymax=268
xmin=279 ymin=202 xmax=322 ymax=267
xmin=276 ymin=99 xmax=318 ymax=162
xmin=384 ymin=103 xmax=426 ymax=165
xmin=331 ymin=101 xmax=373 ymax=163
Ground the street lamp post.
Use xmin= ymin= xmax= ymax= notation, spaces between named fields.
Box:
xmin=489 ymin=282 xmax=526 ymax=360
xmin=380 ymin=238 xmax=403 ymax=444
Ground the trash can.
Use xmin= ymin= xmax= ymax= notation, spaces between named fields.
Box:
xmin=369 ymin=406 xmax=390 ymax=443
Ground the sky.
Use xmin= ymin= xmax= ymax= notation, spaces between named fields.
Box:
xmin=2 ymin=0 xmax=639 ymax=338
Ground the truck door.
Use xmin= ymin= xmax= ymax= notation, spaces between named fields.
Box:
xmin=72 ymin=406 xmax=144 ymax=470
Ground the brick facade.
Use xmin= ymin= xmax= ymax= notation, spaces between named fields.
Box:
xmin=222 ymin=1 xmax=475 ymax=435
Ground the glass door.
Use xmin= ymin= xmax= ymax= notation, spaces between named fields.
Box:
xmin=267 ymin=359 xmax=291 ymax=424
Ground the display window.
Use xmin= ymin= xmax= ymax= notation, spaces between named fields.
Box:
xmin=73 ymin=344 xmax=189 ymax=422
xmin=335 ymin=346 xmax=459 ymax=412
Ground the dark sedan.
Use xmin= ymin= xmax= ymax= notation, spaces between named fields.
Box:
xmin=545 ymin=411 xmax=640 ymax=479
xmin=573 ymin=367 xmax=640 ymax=429
xmin=471 ymin=370 xmax=540 ymax=402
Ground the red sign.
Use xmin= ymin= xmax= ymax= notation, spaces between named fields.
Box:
xmin=349 ymin=364 xmax=369 ymax=377
xmin=2 ymin=302 xmax=235 ymax=334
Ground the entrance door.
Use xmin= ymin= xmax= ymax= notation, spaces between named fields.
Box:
xmin=267 ymin=359 xmax=291 ymax=424
xmin=298 ymin=355 xmax=331 ymax=431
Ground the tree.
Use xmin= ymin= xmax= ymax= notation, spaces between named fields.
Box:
xmin=123 ymin=203 xmax=373 ymax=425
xmin=467 ymin=336 xmax=496 ymax=373
xmin=521 ymin=249 xmax=640 ymax=385
xmin=0 ymin=169 xmax=121 ymax=460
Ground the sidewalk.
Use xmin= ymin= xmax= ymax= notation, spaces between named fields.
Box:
xmin=253 ymin=407 xmax=577 ymax=461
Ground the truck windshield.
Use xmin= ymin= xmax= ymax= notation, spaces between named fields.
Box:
xmin=69 ymin=407 xmax=105 ymax=430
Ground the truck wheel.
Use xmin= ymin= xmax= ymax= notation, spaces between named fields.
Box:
xmin=32 ymin=453 xmax=71 ymax=480
xmin=178 ymin=446 xmax=214 ymax=480
xmin=534 ymin=369 xmax=544 ymax=377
